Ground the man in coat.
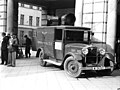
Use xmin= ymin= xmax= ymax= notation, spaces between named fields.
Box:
xmin=24 ymin=35 xmax=31 ymax=58
xmin=0 ymin=32 xmax=9 ymax=65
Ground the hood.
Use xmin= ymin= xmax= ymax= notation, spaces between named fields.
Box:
xmin=65 ymin=43 xmax=114 ymax=55
xmin=65 ymin=43 xmax=90 ymax=49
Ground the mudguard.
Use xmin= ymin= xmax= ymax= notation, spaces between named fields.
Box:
xmin=98 ymin=53 xmax=114 ymax=66
xmin=105 ymin=52 xmax=114 ymax=61
xmin=64 ymin=52 xmax=83 ymax=61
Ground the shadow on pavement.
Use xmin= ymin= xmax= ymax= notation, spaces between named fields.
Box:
xmin=78 ymin=69 xmax=120 ymax=78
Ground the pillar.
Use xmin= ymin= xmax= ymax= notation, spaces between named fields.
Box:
xmin=7 ymin=0 xmax=18 ymax=35
xmin=107 ymin=0 xmax=117 ymax=50
xmin=0 ymin=0 xmax=7 ymax=32
xmin=75 ymin=0 xmax=83 ymax=26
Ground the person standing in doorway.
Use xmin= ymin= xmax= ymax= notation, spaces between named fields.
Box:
xmin=24 ymin=35 xmax=31 ymax=58
xmin=0 ymin=32 xmax=9 ymax=65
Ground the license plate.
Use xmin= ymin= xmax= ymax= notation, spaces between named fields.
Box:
xmin=93 ymin=67 xmax=105 ymax=70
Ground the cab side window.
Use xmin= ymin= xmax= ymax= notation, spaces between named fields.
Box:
xmin=55 ymin=29 xmax=62 ymax=40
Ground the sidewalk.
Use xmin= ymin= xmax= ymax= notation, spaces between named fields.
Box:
xmin=0 ymin=50 xmax=120 ymax=90
xmin=0 ymin=47 xmax=36 ymax=58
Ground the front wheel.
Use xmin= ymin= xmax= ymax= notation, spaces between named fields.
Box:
xmin=64 ymin=56 xmax=83 ymax=78
xmin=39 ymin=48 xmax=47 ymax=66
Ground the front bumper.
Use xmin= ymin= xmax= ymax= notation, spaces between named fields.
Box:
xmin=79 ymin=66 xmax=113 ymax=70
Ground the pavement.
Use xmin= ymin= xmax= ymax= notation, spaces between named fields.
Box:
xmin=0 ymin=50 xmax=120 ymax=90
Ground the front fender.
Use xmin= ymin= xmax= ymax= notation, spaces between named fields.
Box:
xmin=105 ymin=53 xmax=114 ymax=61
xmin=98 ymin=53 xmax=115 ymax=66
xmin=65 ymin=52 xmax=83 ymax=61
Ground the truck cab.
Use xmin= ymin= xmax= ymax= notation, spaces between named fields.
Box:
xmin=32 ymin=26 xmax=115 ymax=78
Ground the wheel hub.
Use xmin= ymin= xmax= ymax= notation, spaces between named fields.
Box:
xmin=68 ymin=62 xmax=78 ymax=73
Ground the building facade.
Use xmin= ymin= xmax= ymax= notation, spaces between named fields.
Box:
xmin=17 ymin=2 xmax=75 ymax=45
xmin=18 ymin=2 xmax=43 ymax=45
xmin=0 ymin=0 xmax=7 ymax=43
xmin=0 ymin=0 xmax=74 ymax=46
xmin=75 ymin=0 xmax=116 ymax=51
xmin=0 ymin=0 xmax=48 ymax=45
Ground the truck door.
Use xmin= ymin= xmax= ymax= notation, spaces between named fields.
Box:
xmin=54 ymin=29 xmax=64 ymax=60
xmin=43 ymin=27 xmax=55 ymax=58
xmin=32 ymin=29 xmax=37 ymax=51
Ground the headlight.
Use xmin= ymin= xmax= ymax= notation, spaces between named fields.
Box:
xmin=82 ymin=48 xmax=88 ymax=55
xmin=99 ymin=48 xmax=105 ymax=55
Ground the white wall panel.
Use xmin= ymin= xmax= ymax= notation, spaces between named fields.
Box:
xmin=0 ymin=19 xmax=6 ymax=25
xmin=107 ymin=0 xmax=116 ymax=49
xmin=18 ymin=6 xmax=42 ymax=27
xmin=0 ymin=5 xmax=6 ymax=12
xmin=75 ymin=0 xmax=83 ymax=26
xmin=75 ymin=0 xmax=116 ymax=50
xmin=0 ymin=13 xmax=6 ymax=18
xmin=0 ymin=0 xmax=6 ymax=4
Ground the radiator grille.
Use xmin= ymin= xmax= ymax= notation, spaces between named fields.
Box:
xmin=86 ymin=47 xmax=97 ymax=64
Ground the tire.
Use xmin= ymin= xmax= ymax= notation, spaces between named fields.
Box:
xmin=97 ymin=59 xmax=114 ymax=76
xmin=39 ymin=48 xmax=47 ymax=66
xmin=64 ymin=56 xmax=83 ymax=78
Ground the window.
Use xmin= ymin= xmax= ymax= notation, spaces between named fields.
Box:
xmin=29 ymin=16 xmax=33 ymax=26
xmin=37 ymin=6 xmax=39 ymax=10
xmin=28 ymin=31 xmax=33 ymax=38
xmin=29 ymin=5 xmax=33 ymax=9
xmin=36 ymin=17 xmax=40 ymax=26
xmin=20 ymin=30 xmax=24 ymax=45
xmin=21 ymin=3 xmax=24 ymax=7
xmin=65 ymin=30 xmax=90 ymax=43
xmin=20 ymin=31 xmax=24 ymax=39
xmin=82 ymin=0 xmax=108 ymax=42
xmin=20 ymin=14 xmax=24 ymax=25
xmin=55 ymin=29 xmax=62 ymax=40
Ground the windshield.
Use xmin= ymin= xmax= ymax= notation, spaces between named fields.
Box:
xmin=65 ymin=30 xmax=90 ymax=43
xmin=65 ymin=30 xmax=106 ymax=44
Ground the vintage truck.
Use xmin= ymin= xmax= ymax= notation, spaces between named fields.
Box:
xmin=32 ymin=26 xmax=115 ymax=77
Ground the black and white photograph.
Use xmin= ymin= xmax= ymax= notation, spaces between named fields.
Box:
xmin=0 ymin=0 xmax=120 ymax=90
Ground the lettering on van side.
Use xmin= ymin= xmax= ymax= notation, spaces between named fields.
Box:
xmin=37 ymin=41 xmax=52 ymax=46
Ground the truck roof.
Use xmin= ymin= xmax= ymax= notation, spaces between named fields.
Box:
xmin=36 ymin=26 xmax=90 ymax=31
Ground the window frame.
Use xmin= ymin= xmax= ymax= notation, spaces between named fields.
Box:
xmin=20 ymin=14 xmax=24 ymax=25
xmin=29 ymin=16 xmax=33 ymax=26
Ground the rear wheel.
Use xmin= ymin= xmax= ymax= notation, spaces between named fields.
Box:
xmin=97 ymin=59 xmax=114 ymax=76
xmin=64 ymin=56 xmax=83 ymax=78
xmin=39 ymin=48 xmax=47 ymax=66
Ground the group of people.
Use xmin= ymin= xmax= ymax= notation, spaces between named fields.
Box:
xmin=0 ymin=32 xmax=18 ymax=67
xmin=0 ymin=32 xmax=31 ymax=67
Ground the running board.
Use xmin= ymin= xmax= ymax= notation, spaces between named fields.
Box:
xmin=43 ymin=59 xmax=62 ymax=66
